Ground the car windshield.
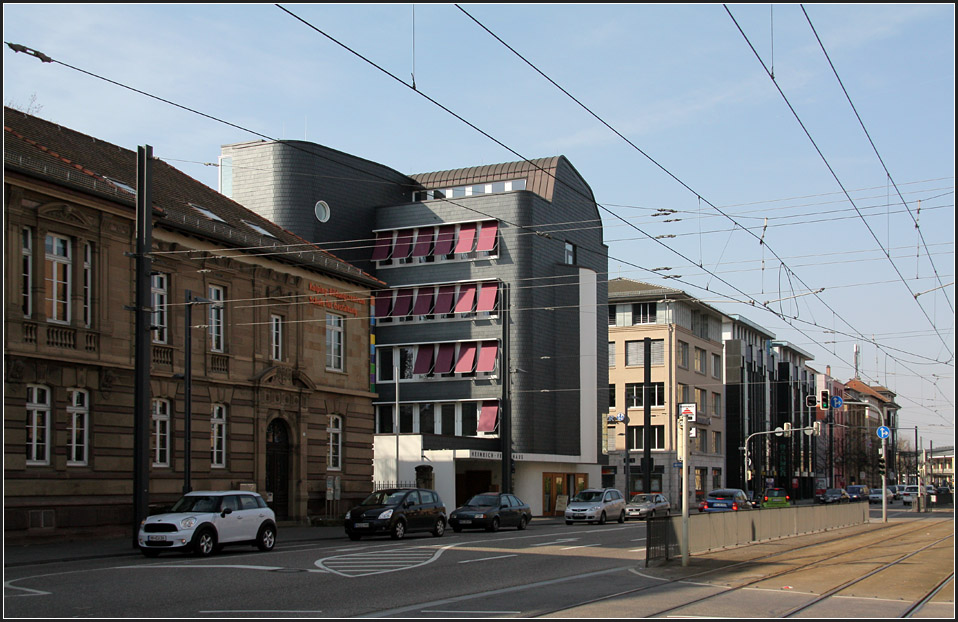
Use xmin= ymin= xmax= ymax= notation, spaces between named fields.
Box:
xmin=572 ymin=491 xmax=604 ymax=502
xmin=766 ymin=489 xmax=786 ymax=497
xmin=360 ymin=490 xmax=409 ymax=506
xmin=848 ymin=486 xmax=864 ymax=492
xmin=170 ymin=495 xmax=220 ymax=513
xmin=825 ymin=489 xmax=842 ymax=495
xmin=630 ymin=494 xmax=653 ymax=504
xmin=464 ymin=494 xmax=499 ymax=507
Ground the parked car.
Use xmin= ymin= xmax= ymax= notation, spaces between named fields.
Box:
xmin=138 ymin=490 xmax=277 ymax=557
xmin=624 ymin=493 xmax=670 ymax=519
xmin=818 ymin=488 xmax=851 ymax=504
xmin=846 ymin=485 xmax=870 ymax=502
xmin=901 ymin=485 xmax=923 ymax=505
xmin=869 ymin=488 xmax=894 ymax=504
xmin=564 ymin=488 xmax=626 ymax=525
xmin=701 ymin=488 xmax=753 ymax=512
xmin=344 ymin=488 xmax=446 ymax=540
xmin=761 ymin=487 xmax=791 ymax=509
xmin=889 ymin=484 xmax=903 ymax=500
xmin=449 ymin=492 xmax=531 ymax=532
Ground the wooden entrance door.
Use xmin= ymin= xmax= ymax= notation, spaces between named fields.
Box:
xmin=265 ymin=419 xmax=290 ymax=520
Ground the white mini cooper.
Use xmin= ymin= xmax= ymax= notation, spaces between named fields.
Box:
xmin=138 ymin=491 xmax=277 ymax=557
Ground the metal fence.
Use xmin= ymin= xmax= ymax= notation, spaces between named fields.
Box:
xmin=646 ymin=514 xmax=679 ymax=566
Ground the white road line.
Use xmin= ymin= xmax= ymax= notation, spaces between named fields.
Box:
xmin=458 ymin=554 xmax=518 ymax=564
xmin=560 ymin=544 xmax=602 ymax=550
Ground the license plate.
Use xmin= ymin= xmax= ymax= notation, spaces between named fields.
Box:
xmin=148 ymin=535 xmax=167 ymax=542
xmin=460 ymin=519 xmax=472 ymax=524
xmin=354 ymin=522 xmax=369 ymax=528
xmin=714 ymin=502 xmax=728 ymax=508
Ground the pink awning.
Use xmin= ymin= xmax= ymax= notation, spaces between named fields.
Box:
xmin=434 ymin=285 xmax=456 ymax=315
xmin=476 ymin=341 xmax=499 ymax=373
xmin=374 ymin=291 xmax=393 ymax=319
xmin=412 ymin=228 xmax=434 ymax=257
xmin=475 ymin=221 xmax=499 ymax=252
xmin=477 ymin=401 xmax=499 ymax=432
xmin=392 ymin=230 xmax=413 ymax=260
xmin=390 ymin=289 xmax=413 ymax=318
xmin=371 ymin=231 xmax=393 ymax=261
xmin=412 ymin=288 xmax=434 ymax=316
xmin=454 ymin=342 xmax=477 ymax=373
xmin=454 ymin=284 xmax=477 ymax=314
xmin=476 ymin=282 xmax=499 ymax=312
xmin=454 ymin=222 xmax=477 ymax=254
xmin=413 ymin=346 xmax=434 ymax=375
xmin=434 ymin=225 xmax=456 ymax=256
xmin=435 ymin=343 xmax=456 ymax=374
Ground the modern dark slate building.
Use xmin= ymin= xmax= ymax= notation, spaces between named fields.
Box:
xmin=220 ymin=141 xmax=609 ymax=514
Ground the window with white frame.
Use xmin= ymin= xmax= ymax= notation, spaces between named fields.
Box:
xmin=22 ymin=227 xmax=33 ymax=318
xmin=564 ymin=242 xmax=577 ymax=265
xmin=326 ymin=314 xmax=344 ymax=371
xmin=328 ymin=415 xmax=342 ymax=470
xmin=45 ymin=233 xmax=71 ymax=323
xmin=208 ymin=285 xmax=225 ymax=352
xmin=625 ymin=339 xmax=664 ymax=366
xmin=270 ymin=314 xmax=284 ymax=361
xmin=608 ymin=341 xmax=616 ymax=367
xmin=625 ymin=383 xmax=666 ymax=409
xmin=211 ymin=404 xmax=227 ymax=467
xmin=82 ymin=242 xmax=93 ymax=327
xmin=152 ymin=398 xmax=171 ymax=467
xmin=375 ymin=401 xmax=488 ymax=437
xmin=631 ymin=302 xmax=656 ymax=324
xmin=628 ymin=425 xmax=666 ymax=450
xmin=67 ymin=389 xmax=89 ymax=466
xmin=151 ymin=273 xmax=169 ymax=344
xmin=26 ymin=384 xmax=51 ymax=465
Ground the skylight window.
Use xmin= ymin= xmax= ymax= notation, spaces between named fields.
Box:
xmin=242 ymin=220 xmax=277 ymax=239
xmin=103 ymin=176 xmax=136 ymax=195
xmin=189 ymin=203 xmax=226 ymax=223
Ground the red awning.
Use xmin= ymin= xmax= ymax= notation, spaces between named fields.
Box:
xmin=454 ymin=222 xmax=477 ymax=254
xmin=435 ymin=343 xmax=456 ymax=374
xmin=475 ymin=221 xmax=499 ymax=252
xmin=476 ymin=341 xmax=499 ymax=373
xmin=412 ymin=228 xmax=434 ymax=257
xmin=393 ymin=230 xmax=413 ymax=260
xmin=454 ymin=284 xmax=477 ymax=314
xmin=413 ymin=346 xmax=434 ymax=375
xmin=434 ymin=225 xmax=456 ymax=256
xmin=390 ymin=289 xmax=413 ymax=318
xmin=476 ymin=282 xmax=499 ymax=312
xmin=434 ymin=285 xmax=456 ymax=315
xmin=477 ymin=401 xmax=499 ymax=432
xmin=454 ymin=342 xmax=477 ymax=373
xmin=374 ymin=291 xmax=393 ymax=318
xmin=371 ymin=231 xmax=393 ymax=261
xmin=412 ymin=288 xmax=434 ymax=315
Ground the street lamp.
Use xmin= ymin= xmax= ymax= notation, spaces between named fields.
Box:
xmin=179 ymin=289 xmax=214 ymax=495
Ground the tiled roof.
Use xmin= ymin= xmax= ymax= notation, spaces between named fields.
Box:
xmin=411 ymin=156 xmax=562 ymax=202
xmin=4 ymin=107 xmax=384 ymax=288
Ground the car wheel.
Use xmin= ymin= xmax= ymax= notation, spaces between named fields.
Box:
xmin=348 ymin=533 xmax=362 ymax=541
xmin=391 ymin=520 xmax=406 ymax=540
xmin=598 ymin=511 xmax=607 ymax=525
xmin=140 ymin=548 xmax=160 ymax=558
xmin=257 ymin=524 xmax=276 ymax=551
xmin=487 ymin=517 xmax=500 ymax=532
xmin=193 ymin=528 xmax=216 ymax=557
xmin=618 ymin=511 xmax=625 ymax=523
xmin=432 ymin=518 xmax=446 ymax=537
xmin=517 ymin=515 xmax=528 ymax=531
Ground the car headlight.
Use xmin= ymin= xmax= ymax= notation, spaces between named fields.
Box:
xmin=590 ymin=505 xmax=602 ymax=511
xmin=180 ymin=517 xmax=198 ymax=529
xmin=378 ymin=509 xmax=393 ymax=520
xmin=474 ymin=513 xmax=485 ymax=519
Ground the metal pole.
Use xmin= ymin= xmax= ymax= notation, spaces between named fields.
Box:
xmin=681 ymin=411 xmax=690 ymax=567
xmin=643 ymin=337 xmax=652 ymax=495
xmin=395 ymin=364 xmax=400 ymax=487
xmin=183 ymin=291 xmax=193 ymax=495
xmin=132 ymin=145 xmax=153 ymax=548
xmin=500 ymin=284 xmax=512 ymax=493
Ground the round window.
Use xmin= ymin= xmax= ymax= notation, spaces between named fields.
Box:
xmin=314 ymin=200 xmax=331 ymax=223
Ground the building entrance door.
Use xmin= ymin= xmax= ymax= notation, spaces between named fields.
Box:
xmin=542 ymin=472 xmax=589 ymax=516
xmin=265 ymin=418 xmax=290 ymax=520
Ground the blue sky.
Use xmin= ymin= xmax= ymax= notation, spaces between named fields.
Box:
xmin=4 ymin=3 xmax=954 ymax=447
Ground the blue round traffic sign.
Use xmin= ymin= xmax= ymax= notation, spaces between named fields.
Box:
xmin=830 ymin=395 xmax=844 ymax=410
xmin=877 ymin=425 xmax=891 ymax=439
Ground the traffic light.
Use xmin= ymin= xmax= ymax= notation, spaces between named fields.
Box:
xmin=878 ymin=456 xmax=886 ymax=475
xmin=820 ymin=389 xmax=830 ymax=409
xmin=805 ymin=394 xmax=818 ymax=408
xmin=783 ymin=422 xmax=792 ymax=438
xmin=812 ymin=420 xmax=822 ymax=436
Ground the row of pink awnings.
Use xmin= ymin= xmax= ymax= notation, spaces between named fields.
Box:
xmin=372 ymin=221 xmax=498 ymax=261
xmin=375 ymin=282 xmax=498 ymax=318
xmin=412 ymin=340 xmax=499 ymax=375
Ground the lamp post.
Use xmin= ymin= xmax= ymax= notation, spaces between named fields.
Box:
xmin=180 ymin=289 xmax=213 ymax=495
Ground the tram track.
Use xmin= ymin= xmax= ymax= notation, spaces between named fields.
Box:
xmin=532 ymin=516 xmax=953 ymax=618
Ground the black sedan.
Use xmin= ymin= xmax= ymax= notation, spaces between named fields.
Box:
xmin=818 ymin=488 xmax=851 ymax=504
xmin=449 ymin=493 xmax=531 ymax=532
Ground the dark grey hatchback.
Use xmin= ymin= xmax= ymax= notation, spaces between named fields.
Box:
xmin=345 ymin=488 xmax=447 ymax=540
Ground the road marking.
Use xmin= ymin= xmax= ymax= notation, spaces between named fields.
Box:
xmin=316 ymin=543 xmax=461 ymax=577
xmin=561 ymin=544 xmax=602 ymax=550
xmin=458 ymin=554 xmax=518 ymax=564
xmin=531 ymin=538 xmax=579 ymax=547
xmin=422 ymin=610 xmax=521 ymax=615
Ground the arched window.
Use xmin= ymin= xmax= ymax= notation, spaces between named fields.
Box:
xmin=328 ymin=415 xmax=342 ymax=471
